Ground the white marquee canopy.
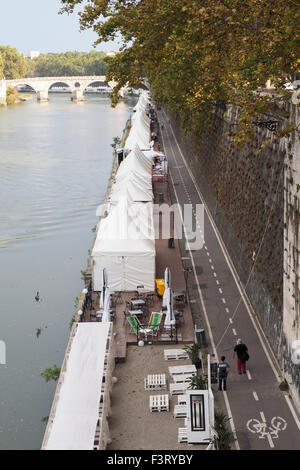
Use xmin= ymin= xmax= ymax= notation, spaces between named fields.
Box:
xmin=44 ymin=323 xmax=111 ymax=450
xmin=92 ymin=201 xmax=155 ymax=291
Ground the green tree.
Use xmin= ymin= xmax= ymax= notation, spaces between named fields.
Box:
xmin=0 ymin=45 xmax=28 ymax=79
xmin=60 ymin=0 xmax=300 ymax=140
xmin=33 ymin=51 xmax=107 ymax=77
xmin=6 ymin=86 xmax=17 ymax=105
xmin=41 ymin=365 xmax=61 ymax=383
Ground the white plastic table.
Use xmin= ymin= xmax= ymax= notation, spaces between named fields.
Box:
xmin=168 ymin=364 xmax=196 ymax=376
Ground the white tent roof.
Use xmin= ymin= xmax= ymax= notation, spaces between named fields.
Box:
xmin=133 ymin=91 xmax=151 ymax=113
xmin=44 ymin=323 xmax=111 ymax=450
xmin=110 ymin=179 xmax=153 ymax=203
xmin=125 ymin=109 xmax=150 ymax=151
xmin=93 ymin=201 xmax=155 ymax=256
xmin=113 ymin=172 xmax=152 ymax=191
xmin=117 ymin=145 xmax=152 ymax=180
xmin=132 ymin=144 xmax=153 ymax=170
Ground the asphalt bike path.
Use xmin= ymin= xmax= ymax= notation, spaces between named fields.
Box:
xmin=159 ymin=110 xmax=300 ymax=450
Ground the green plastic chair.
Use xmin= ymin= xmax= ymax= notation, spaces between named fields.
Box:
xmin=127 ymin=315 xmax=144 ymax=335
xmin=148 ymin=312 xmax=162 ymax=336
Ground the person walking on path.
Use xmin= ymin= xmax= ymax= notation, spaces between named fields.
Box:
xmin=233 ymin=339 xmax=249 ymax=374
xmin=218 ymin=356 xmax=230 ymax=391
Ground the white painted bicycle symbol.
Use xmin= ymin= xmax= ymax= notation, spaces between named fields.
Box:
xmin=247 ymin=415 xmax=287 ymax=447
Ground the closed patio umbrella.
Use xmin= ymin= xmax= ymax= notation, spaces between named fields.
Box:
xmin=164 ymin=287 xmax=176 ymax=328
xmin=101 ymin=286 xmax=111 ymax=323
xmin=100 ymin=268 xmax=108 ymax=309
xmin=163 ymin=267 xmax=171 ymax=307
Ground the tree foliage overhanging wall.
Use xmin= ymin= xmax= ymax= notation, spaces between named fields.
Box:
xmin=61 ymin=0 xmax=300 ymax=141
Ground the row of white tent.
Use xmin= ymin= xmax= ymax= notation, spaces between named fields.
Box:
xmin=124 ymin=91 xmax=152 ymax=152
xmin=92 ymin=91 xmax=156 ymax=292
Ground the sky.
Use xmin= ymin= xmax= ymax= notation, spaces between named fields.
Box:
xmin=0 ymin=0 xmax=120 ymax=54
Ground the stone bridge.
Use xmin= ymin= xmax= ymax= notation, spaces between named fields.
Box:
xmin=6 ymin=76 xmax=119 ymax=101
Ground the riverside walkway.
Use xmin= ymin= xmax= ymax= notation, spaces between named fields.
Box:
xmin=80 ymin=166 xmax=195 ymax=361
xmin=158 ymin=109 xmax=300 ymax=450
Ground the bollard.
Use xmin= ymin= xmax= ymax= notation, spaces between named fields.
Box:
xmin=168 ymin=237 xmax=174 ymax=248
xmin=195 ymin=327 xmax=207 ymax=347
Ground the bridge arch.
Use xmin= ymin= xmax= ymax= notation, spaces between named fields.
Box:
xmin=5 ymin=76 xmax=118 ymax=101
xmin=84 ymin=80 xmax=112 ymax=93
xmin=13 ymin=82 xmax=37 ymax=94
xmin=48 ymin=81 xmax=72 ymax=93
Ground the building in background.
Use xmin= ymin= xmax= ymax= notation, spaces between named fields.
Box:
xmin=25 ymin=51 xmax=40 ymax=60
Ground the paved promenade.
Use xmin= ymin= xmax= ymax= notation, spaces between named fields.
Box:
xmin=159 ymin=109 xmax=300 ymax=450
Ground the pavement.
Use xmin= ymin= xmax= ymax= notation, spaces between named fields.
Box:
xmin=158 ymin=109 xmax=300 ymax=450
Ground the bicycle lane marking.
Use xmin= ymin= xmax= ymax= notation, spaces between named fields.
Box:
xmin=260 ymin=412 xmax=274 ymax=448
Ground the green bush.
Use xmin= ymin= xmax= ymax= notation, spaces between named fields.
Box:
xmin=214 ymin=410 xmax=235 ymax=450
xmin=41 ymin=365 xmax=61 ymax=383
xmin=6 ymin=86 xmax=17 ymax=105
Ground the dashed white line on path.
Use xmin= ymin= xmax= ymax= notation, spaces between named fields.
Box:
xmin=211 ymin=265 xmax=215 ymax=270
xmin=232 ymin=328 xmax=237 ymax=336
xmin=222 ymin=298 xmax=226 ymax=304
xmin=229 ymin=318 xmax=233 ymax=324
xmin=219 ymin=288 xmax=223 ymax=294
xmin=216 ymin=280 xmax=220 ymax=285
xmin=225 ymin=307 xmax=230 ymax=313
xmin=247 ymin=370 xmax=252 ymax=380
xmin=253 ymin=391 xmax=259 ymax=401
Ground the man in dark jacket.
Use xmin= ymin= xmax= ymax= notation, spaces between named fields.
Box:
xmin=233 ymin=339 xmax=249 ymax=374
xmin=218 ymin=356 xmax=230 ymax=391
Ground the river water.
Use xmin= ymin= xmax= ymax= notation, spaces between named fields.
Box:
xmin=0 ymin=93 xmax=134 ymax=450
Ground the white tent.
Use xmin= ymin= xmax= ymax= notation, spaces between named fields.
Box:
xmin=125 ymin=108 xmax=150 ymax=151
xmin=116 ymin=145 xmax=152 ymax=182
xmin=133 ymin=90 xmax=151 ymax=113
xmin=44 ymin=323 xmax=111 ymax=450
xmin=92 ymin=201 xmax=155 ymax=292
xmin=110 ymin=180 xmax=153 ymax=203
xmin=131 ymin=144 xmax=153 ymax=171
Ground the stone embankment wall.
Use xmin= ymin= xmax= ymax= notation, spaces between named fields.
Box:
xmin=170 ymin=105 xmax=284 ymax=351
xmin=169 ymin=100 xmax=300 ymax=406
